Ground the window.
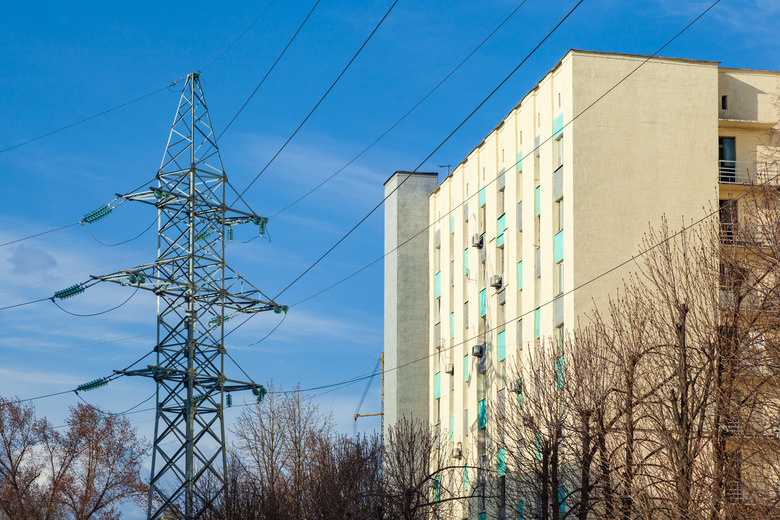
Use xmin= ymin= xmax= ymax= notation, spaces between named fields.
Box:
xmin=479 ymin=289 xmax=487 ymax=317
xmin=722 ymin=95 xmax=728 ymax=110
xmin=517 ymin=261 xmax=523 ymax=291
xmin=497 ymin=446 xmax=507 ymax=477
xmin=517 ymin=319 xmax=523 ymax=349
xmin=555 ymin=136 xmax=563 ymax=168
xmin=479 ymin=399 xmax=487 ymax=428
xmin=498 ymin=388 xmax=506 ymax=419
xmin=534 ymin=308 xmax=540 ymax=339
xmin=464 ymin=301 xmax=469 ymax=329
xmin=435 ymin=371 xmax=441 ymax=399
xmin=555 ymin=199 xmax=563 ymax=233
xmin=434 ymin=271 xmax=441 ymax=299
xmin=719 ymin=137 xmax=736 ymax=181
xmin=464 ymin=463 xmax=469 ymax=490
xmin=464 ymin=248 xmax=469 ymax=276
xmin=450 ymin=260 xmax=454 ymax=287
xmin=464 ymin=354 xmax=469 ymax=382
xmin=516 ymin=377 xmax=524 ymax=408
xmin=450 ymin=416 xmax=455 ymax=442
xmin=450 ymin=312 xmax=455 ymax=339
xmin=464 ymin=409 xmax=469 ymax=437
xmin=497 ymin=213 xmax=506 ymax=248
xmin=555 ymin=262 xmax=564 ymax=295
xmin=498 ymin=330 xmax=506 ymax=361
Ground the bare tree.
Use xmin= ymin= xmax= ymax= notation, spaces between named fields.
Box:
xmin=381 ymin=416 xmax=468 ymax=520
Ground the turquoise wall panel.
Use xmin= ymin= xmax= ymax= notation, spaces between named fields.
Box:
xmin=554 ymin=230 xmax=564 ymax=263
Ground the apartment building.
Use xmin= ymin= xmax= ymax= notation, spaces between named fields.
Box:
xmin=384 ymin=49 xmax=780 ymax=518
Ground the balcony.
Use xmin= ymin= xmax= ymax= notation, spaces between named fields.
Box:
xmin=719 ymin=161 xmax=780 ymax=186
xmin=719 ymin=223 xmax=773 ymax=248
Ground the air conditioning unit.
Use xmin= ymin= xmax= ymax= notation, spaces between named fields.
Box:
xmin=445 ymin=364 xmax=455 ymax=375
xmin=471 ymin=233 xmax=484 ymax=249
xmin=490 ymin=275 xmax=503 ymax=289
xmin=452 ymin=446 xmax=462 ymax=459
xmin=472 ymin=344 xmax=484 ymax=358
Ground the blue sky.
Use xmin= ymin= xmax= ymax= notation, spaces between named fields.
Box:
xmin=1 ymin=0 xmax=779 ymax=497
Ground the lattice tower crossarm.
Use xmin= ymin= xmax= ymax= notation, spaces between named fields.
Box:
xmin=93 ymin=72 xmax=283 ymax=519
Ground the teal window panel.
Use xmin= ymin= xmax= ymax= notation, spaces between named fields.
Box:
xmin=479 ymin=186 xmax=486 ymax=207
xmin=518 ymin=500 xmax=524 ymax=520
xmin=434 ymin=271 xmax=441 ymax=299
xmin=450 ymin=312 xmax=455 ymax=338
xmin=535 ymin=186 xmax=541 ymax=216
xmin=464 ymin=463 xmax=469 ymax=491
xmin=558 ymin=485 xmax=566 ymax=516
xmin=434 ymin=475 xmax=441 ymax=501
xmin=534 ymin=307 xmax=540 ymax=339
xmin=554 ymin=230 xmax=564 ymax=263
xmin=464 ymin=248 xmax=469 ymax=276
xmin=535 ymin=432 xmax=542 ymax=461
xmin=555 ymin=355 xmax=565 ymax=388
xmin=498 ymin=330 xmax=506 ymax=361
xmin=479 ymin=289 xmax=486 ymax=317
xmin=516 ymin=151 xmax=523 ymax=173
xmin=497 ymin=213 xmax=506 ymax=247
xmin=450 ymin=215 xmax=455 ymax=234
xmin=498 ymin=446 xmax=507 ymax=477
xmin=480 ymin=513 xmax=486 ymax=520
xmin=450 ymin=416 xmax=454 ymax=442
xmin=434 ymin=371 xmax=441 ymax=399
xmin=517 ymin=261 xmax=523 ymax=291
xmin=478 ymin=399 xmax=487 ymax=428
xmin=464 ymin=354 xmax=469 ymax=382
xmin=553 ymin=113 xmax=564 ymax=139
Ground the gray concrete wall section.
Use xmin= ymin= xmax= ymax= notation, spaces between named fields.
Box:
xmin=384 ymin=171 xmax=438 ymax=436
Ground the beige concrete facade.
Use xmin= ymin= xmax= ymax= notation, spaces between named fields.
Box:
xmin=384 ymin=49 xmax=780 ymax=519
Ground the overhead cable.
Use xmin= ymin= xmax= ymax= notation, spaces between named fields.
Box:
xmin=233 ymin=0 xmax=400 ymax=201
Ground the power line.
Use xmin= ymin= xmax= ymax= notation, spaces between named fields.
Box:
xmin=281 ymin=0 xmax=723 ymax=306
xmin=218 ymin=0 xmax=730 ymax=396
xmin=233 ymin=0 xmax=400 ymax=202
xmin=52 ymin=285 xmax=141 ymax=317
xmin=0 ymin=222 xmax=82 ymax=248
xmin=201 ymin=0 xmax=278 ymax=73
xmin=269 ymin=0 xmax=530 ymax=219
xmin=0 ymin=0 xmax=278 ymax=156
xmin=272 ymin=0 xmax=586 ymax=300
xmin=217 ymin=0 xmax=322 ymax=141
xmin=0 ymin=297 xmax=54 ymax=312
xmin=0 ymin=81 xmax=184 ymax=156
xmin=81 ymin=217 xmax=157 ymax=247
xmin=0 ymin=333 xmax=153 ymax=365
xmin=0 ymin=250 xmax=153 ymax=296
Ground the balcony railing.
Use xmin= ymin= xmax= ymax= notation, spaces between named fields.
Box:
xmin=719 ymin=223 xmax=773 ymax=247
xmin=719 ymin=161 xmax=780 ymax=186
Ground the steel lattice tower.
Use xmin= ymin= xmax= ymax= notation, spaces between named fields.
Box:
xmin=95 ymin=73 xmax=282 ymax=519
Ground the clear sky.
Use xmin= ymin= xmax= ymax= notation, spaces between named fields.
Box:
xmin=1 ymin=0 xmax=779 ymax=508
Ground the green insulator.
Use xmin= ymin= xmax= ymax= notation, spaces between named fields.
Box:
xmin=226 ymin=394 xmax=233 ymax=407
xmin=252 ymin=386 xmax=267 ymax=403
xmin=54 ymin=284 xmax=85 ymax=300
xmin=128 ymin=274 xmax=137 ymax=284
xmin=138 ymin=275 xmax=146 ymax=284
xmin=83 ymin=205 xmax=113 ymax=224
xmin=77 ymin=378 xmax=108 ymax=392
xmin=227 ymin=228 xmax=234 ymax=241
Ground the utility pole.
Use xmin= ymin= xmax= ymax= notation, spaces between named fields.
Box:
xmin=94 ymin=72 xmax=284 ymax=519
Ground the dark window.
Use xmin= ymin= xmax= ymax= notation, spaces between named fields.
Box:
xmin=722 ymin=95 xmax=728 ymax=110
xmin=719 ymin=137 xmax=736 ymax=182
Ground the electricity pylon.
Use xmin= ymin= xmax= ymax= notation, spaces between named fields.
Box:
xmin=93 ymin=72 xmax=283 ymax=519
